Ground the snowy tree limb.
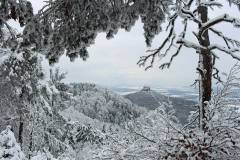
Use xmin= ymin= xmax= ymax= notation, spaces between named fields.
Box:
xmin=159 ymin=19 xmax=188 ymax=69
xmin=138 ymin=16 xmax=176 ymax=70
xmin=210 ymin=28 xmax=240 ymax=49
xmin=200 ymin=14 xmax=240 ymax=38
xmin=209 ymin=45 xmax=240 ymax=60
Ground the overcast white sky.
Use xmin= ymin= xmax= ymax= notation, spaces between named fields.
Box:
xmin=27 ymin=1 xmax=240 ymax=88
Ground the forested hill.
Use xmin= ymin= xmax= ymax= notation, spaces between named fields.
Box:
xmin=66 ymin=83 xmax=147 ymax=124
xmin=124 ymin=87 xmax=197 ymax=124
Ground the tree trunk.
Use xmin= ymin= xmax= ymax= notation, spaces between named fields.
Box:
xmin=18 ymin=115 xmax=23 ymax=146
xmin=198 ymin=5 xmax=212 ymax=132
xmin=28 ymin=131 xmax=33 ymax=159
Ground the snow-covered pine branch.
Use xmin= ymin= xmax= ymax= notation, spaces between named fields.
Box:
xmin=0 ymin=0 xmax=33 ymax=46
xmin=0 ymin=126 xmax=25 ymax=160
xmin=20 ymin=0 xmax=171 ymax=64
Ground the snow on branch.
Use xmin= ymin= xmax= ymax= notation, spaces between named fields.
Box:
xmin=137 ymin=0 xmax=240 ymax=74
xmin=209 ymin=44 xmax=240 ymax=60
xmin=177 ymin=38 xmax=205 ymax=51
xmin=199 ymin=0 xmax=223 ymax=8
xmin=180 ymin=8 xmax=201 ymax=26
xmin=137 ymin=10 xmax=193 ymax=70
xmin=200 ymin=14 xmax=240 ymax=37
xmin=177 ymin=38 xmax=240 ymax=61
xmin=0 ymin=126 xmax=25 ymax=160
xmin=209 ymin=28 xmax=240 ymax=49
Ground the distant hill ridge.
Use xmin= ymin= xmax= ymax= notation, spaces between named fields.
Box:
xmin=124 ymin=86 xmax=197 ymax=124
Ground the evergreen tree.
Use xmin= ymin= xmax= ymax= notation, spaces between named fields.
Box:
xmin=0 ymin=48 xmax=43 ymax=153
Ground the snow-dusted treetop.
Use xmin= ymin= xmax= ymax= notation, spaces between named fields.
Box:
xmin=21 ymin=0 xmax=171 ymax=64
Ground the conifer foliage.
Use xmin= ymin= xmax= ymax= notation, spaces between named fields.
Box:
xmin=21 ymin=0 xmax=171 ymax=63
xmin=0 ymin=126 xmax=25 ymax=160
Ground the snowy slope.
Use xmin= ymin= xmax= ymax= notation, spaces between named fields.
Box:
xmin=59 ymin=106 xmax=112 ymax=131
xmin=67 ymin=83 xmax=147 ymax=124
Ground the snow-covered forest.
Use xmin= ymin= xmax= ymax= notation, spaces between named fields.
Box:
xmin=1 ymin=0 xmax=240 ymax=159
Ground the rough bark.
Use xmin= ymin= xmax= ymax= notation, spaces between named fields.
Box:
xmin=198 ymin=5 xmax=212 ymax=132
xmin=18 ymin=115 xmax=23 ymax=146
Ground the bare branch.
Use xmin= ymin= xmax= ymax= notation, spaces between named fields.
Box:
xmin=159 ymin=19 xmax=188 ymax=69
xmin=129 ymin=129 xmax=157 ymax=144
xmin=138 ymin=16 xmax=176 ymax=70
xmin=213 ymin=67 xmax=223 ymax=83
xmin=180 ymin=8 xmax=201 ymax=26
xmin=209 ymin=45 xmax=240 ymax=60
xmin=210 ymin=28 xmax=240 ymax=49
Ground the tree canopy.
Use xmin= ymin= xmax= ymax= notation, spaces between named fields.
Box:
xmin=1 ymin=0 xmax=172 ymax=63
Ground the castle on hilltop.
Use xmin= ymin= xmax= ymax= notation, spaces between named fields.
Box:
xmin=141 ymin=86 xmax=151 ymax=92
